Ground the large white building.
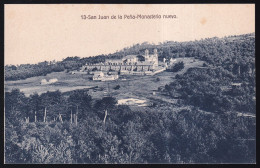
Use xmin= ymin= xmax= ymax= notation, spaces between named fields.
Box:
xmin=144 ymin=49 xmax=158 ymax=67
xmin=81 ymin=48 xmax=165 ymax=77
xmin=104 ymin=48 xmax=158 ymax=67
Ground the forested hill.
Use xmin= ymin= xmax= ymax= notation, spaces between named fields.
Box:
xmin=5 ymin=33 xmax=255 ymax=81
xmin=5 ymin=33 xmax=256 ymax=163
xmin=117 ymin=33 xmax=255 ymax=68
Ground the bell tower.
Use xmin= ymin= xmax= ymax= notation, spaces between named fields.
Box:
xmin=145 ymin=49 xmax=149 ymax=61
xmin=145 ymin=49 xmax=149 ymax=56
xmin=154 ymin=48 xmax=157 ymax=55
xmin=153 ymin=48 xmax=158 ymax=67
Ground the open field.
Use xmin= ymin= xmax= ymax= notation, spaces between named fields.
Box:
xmin=5 ymin=57 xmax=204 ymax=107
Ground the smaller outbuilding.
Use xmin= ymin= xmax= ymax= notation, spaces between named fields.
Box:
xmin=40 ymin=78 xmax=58 ymax=85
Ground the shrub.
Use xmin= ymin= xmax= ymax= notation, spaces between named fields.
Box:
xmin=172 ymin=61 xmax=184 ymax=72
xmin=114 ymin=85 xmax=120 ymax=90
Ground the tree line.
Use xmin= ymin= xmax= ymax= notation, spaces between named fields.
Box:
xmin=5 ymin=88 xmax=255 ymax=163
xmin=163 ymin=67 xmax=255 ymax=114
xmin=5 ymin=33 xmax=255 ymax=81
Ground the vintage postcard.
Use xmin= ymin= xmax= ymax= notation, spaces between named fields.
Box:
xmin=4 ymin=4 xmax=255 ymax=164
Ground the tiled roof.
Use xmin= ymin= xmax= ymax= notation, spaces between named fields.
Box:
xmin=125 ymin=55 xmax=137 ymax=59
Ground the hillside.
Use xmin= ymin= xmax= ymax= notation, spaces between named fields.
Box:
xmin=5 ymin=33 xmax=255 ymax=81
xmin=5 ymin=33 xmax=256 ymax=163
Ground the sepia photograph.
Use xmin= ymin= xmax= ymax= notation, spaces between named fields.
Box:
xmin=4 ymin=4 xmax=255 ymax=164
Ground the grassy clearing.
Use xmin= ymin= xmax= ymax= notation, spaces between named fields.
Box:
xmin=5 ymin=57 xmax=204 ymax=107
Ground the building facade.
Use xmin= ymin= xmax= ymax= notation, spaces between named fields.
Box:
xmin=81 ymin=48 xmax=163 ymax=76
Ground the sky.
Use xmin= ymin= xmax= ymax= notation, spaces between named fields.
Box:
xmin=5 ymin=4 xmax=255 ymax=65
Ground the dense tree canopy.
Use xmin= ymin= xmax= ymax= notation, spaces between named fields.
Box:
xmin=5 ymin=88 xmax=255 ymax=163
xmin=5 ymin=33 xmax=255 ymax=163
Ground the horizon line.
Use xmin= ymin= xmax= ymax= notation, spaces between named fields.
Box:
xmin=5 ymin=32 xmax=255 ymax=67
